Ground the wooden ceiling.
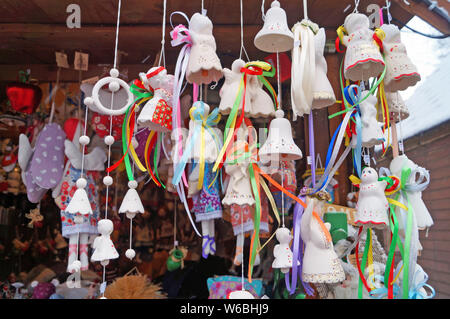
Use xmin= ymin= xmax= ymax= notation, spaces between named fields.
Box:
xmin=0 ymin=0 xmax=448 ymax=82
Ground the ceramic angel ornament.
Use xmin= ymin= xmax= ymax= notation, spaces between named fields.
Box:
xmin=247 ymin=74 xmax=275 ymax=118
xmin=351 ymin=91 xmax=385 ymax=148
xmin=219 ymin=59 xmax=249 ymax=116
xmin=354 ymin=167 xmax=389 ymax=229
xmin=389 ymin=155 xmax=433 ymax=230
xmin=137 ymin=66 xmax=174 ymax=132
xmin=301 ymin=194 xmax=345 ymax=283
xmin=342 ymin=13 xmax=384 ymax=81
xmin=312 ymin=28 xmax=336 ymax=109
xmin=91 ymin=219 xmax=119 ymax=265
xmin=186 ymin=12 xmax=223 ymax=85
xmin=272 ymin=227 xmax=296 ymax=273
xmin=381 ymin=24 xmax=420 ymax=92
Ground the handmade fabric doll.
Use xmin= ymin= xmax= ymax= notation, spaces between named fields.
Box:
xmin=186 ymin=12 xmax=223 ymax=85
xmin=137 ymin=66 xmax=174 ymax=132
xmin=381 ymin=24 xmax=421 ymax=92
xmin=354 ymin=167 xmax=389 ymax=229
xmin=269 ymin=160 xmax=297 ymax=214
xmin=312 ymin=27 xmax=336 ymax=109
xmin=389 ymin=155 xmax=433 ymax=230
xmin=219 ymin=59 xmax=249 ymax=116
xmin=56 ymin=120 xmax=107 ymax=272
xmin=18 ymin=123 xmax=66 ymax=203
xmin=342 ymin=13 xmax=385 ymax=81
xmin=301 ymin=193 xmax=345 ymax=283
xmin=91 ymin=219 xmax=119 ymax=265
xmin=351 ymin=91 xmax=384 ymax=148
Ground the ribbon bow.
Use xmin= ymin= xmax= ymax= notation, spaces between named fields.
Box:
xmin=408 ymin=267 xmax=435 ymax=299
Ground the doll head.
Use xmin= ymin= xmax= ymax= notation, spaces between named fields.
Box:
xmin=97 ymin=219 xmax=114 ymax=236
xmin=360 ymin=167 xmax=378 ymax=184
xmin=146 ymin=67 xmax=168 ymax=90
xmin=275 ymin=227 xmax=292 ymax=244
xmin=344 ymin=13 xmax=370 ymax=33
xmin=381 ymin=24 xmax=401 ymax=43
xmin=231 ymin=59 xmax=246 ymax=73
xmin=189 ymin=13 xmax=213 ymax=35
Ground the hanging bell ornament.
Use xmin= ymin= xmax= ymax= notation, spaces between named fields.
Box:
xmin=254 ymin=1 xmax=294 ymax=53
xmin=259 ymin=109 xmax=303 ymax=163
xmin=118 ymin=180 xmax=145 ymax=219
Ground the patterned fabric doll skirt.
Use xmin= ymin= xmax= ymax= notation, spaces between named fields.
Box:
xmin=230 ymin=198 xmax=269 ymax=236
xmin=192 ymin=163 xmax=223 ymax=222
xmin=58 ymin=166 xmax=100 ymax=238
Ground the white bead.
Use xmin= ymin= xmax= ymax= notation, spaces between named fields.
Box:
xmin=275 ymin=109 xmax=285 ymax=118
xmin=104 ymin=135 xmax=115 ymax=146
xmin=79 ymin=135 xmax=90 ymax=146
xmin=131 ymin=138 xmax=139 ymax=149
xmin=126 ymin=212 xmax=136 ymax=219
xmin=125 ymin=249 xmax=136 ymax=260
xmin=128 ymin=180 xmax=138 ymax=189
xmin=76 ymin=178 xmax=87 ymax=188
xmin=84 ymin=97 xmax=94 ymax=106
xmin=110 ymin=68 xmax=119 ymax=78
xmin=103 ymin=176 xmax=113 ymax=186
xmin=100 ymin=260 xmax=110 ymax=266
xmin=109 ymin=81 xmax=120 ymax=92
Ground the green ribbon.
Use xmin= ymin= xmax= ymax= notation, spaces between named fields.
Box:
xmin=153 ymin=132 xmax=166 ymax=189
xmin=358 ymin=228 xmax=371 ymax=299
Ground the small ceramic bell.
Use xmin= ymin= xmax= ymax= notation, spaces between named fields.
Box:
xmin=381 ymin=24 xmax=420 ymax=92
xmin=186 ymin=13 xmax=223 ymax=85
xmin=272 ymin=227 xmax=297 ymax=273
xmin=389 ymin=155 xmax=433 ymax=230
xmin=312 ymin=28 xmax=336 ymax=109
xmin=378 ymin=91 xmax=410 ymax=123
xmin=64 ymin=178 xmax=93 ymax=217
xmin=118 ymin=180 xmax=145 ymax=219
xmin=137 ymin=67 xmax=174 ymax=132
xmin=343 ymin=13 xmax=385 ymax=81
xmin=258 ymin=109 xmax=303 ymax=162
xmin=81 ymin=82 xmax=129 ymax=115
xmin=254 ymin=1 xmax=294 ymax=53
xmin=351 ymin=91 xmax=384 ymax=148
xmin=354 ymin=167 xmax=389 ymax=229
xmin=91 ymin=219 xmax=119 ymax=264
xmin=219 ymin=59 xmax=250 ymax=116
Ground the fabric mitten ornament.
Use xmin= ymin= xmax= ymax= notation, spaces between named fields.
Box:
xmin=381 ymin=24 xmax=420 ymax=92
xmin=351 ymin=91 xmax=384 ymax=148
xmin=91 ymin=219 xmax=119 ymax=265
xmin=186 ymin=12 xmax=223 ymax=85
xmin=137 ymin=66 xmax=174 ymax=132
xmin=312 ymin=28 xmax=336 ymax=109
xmin=301 ymin=195 xmax=345 ymax=283
xmin=389 ymin=155 xmax=433 ymax=230
xmin=342 ymin=13 xmax=384 ymax=81
xmin=354 ymin=167 xmax=389 ymax=229
xmin=219 ymin=59 xmax=250 ymax=116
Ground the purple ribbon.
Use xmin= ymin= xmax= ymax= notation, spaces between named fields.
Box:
xmin=202 ymin=235 xmax=216 ymax=259
xmin=285 ymin=193 xmax=314 ymax=296
xmin=309 ymin=112 xmax=316 ymax=188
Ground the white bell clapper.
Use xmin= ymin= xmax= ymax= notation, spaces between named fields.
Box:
xmin=255 ymin=1 xmax=294 ymax=53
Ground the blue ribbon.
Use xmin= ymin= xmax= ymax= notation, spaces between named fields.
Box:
xmin=344 ymin=85 xmax=363 ymax=178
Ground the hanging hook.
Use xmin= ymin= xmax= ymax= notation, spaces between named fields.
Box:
xmin=383 ymin=0 xmax=392 ymax=24
xmin=353 ymin=0 xmax=360 ymax=13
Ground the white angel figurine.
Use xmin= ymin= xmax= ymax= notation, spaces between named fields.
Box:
xmin=354 ymin=167 xmax=389 ymax=229
xmin=137 ymin=66 xmax=174 ymax=132
xmin=342 ymin=13 xmax=385 ymax=81
xmin=247 ymin=74 xmax=275 ymax=118
xmin=272 ymin=227 xmax=296 ymax=273
xmin=91 ymin=219 xmax=119 ymax=265
xmin=219 ymin=59 xmax=249 ymax=116
xmin=186 ymin=13 xmax=223 ymax=85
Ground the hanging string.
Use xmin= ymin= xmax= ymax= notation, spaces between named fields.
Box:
xmin=79 ymin=100 xmax=89 ymax=179
xmin=173 ymin=198 xmax=177 ymax=247
xmin=113 ymin=0 xmax=122 ymax=69
xmin=398 ymin=111 xmax=405 ymax=155
xmin=281 ymin=161 xmax=285 ymax=227
xmin=241 ymin=203 xmax=245 ymax=291
xmin=201 ymin=0 xmax=205 ymax=12
xmin=276 ymin=51 xmax=281 ymax=109
xmin=239 ymin=0 xmax=250 ymax=62
xmin=384 ymin=0 xmax=392 ymax=24
xmin=48 ymin=67 xmax=61 ymax=124
xmin=261 ymin=0 xmax=266 ymax=21
xmin=353 ymin=0 xmax=360 ymax=13
xmin=158 ymin=0 xmax=167 ymax=67
xmin=303 ymin=0 xmax=308 ymax=21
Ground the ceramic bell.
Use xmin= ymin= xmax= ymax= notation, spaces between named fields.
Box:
xmin=389 ymin=155 xmax=433 ymax=230
xmin=354 ymin=167 xmax=389 ymax=229
xmin=137 ymin=67 xmax=174 ymax=132
xmin=119 ymin=180 xmax=145 ymax=219
xmin=247 ymin=74 xmax=276 ymax=118
xmin=219 ymin=59 xmax=249 ymax=116
xmin=381 ymin=24 xmax=420 ymax=92
xmin=186 ymin=13 xmax=223 ymax=85
xmin=377 ymin=91 xmax=410 ymax=122
xmin=272 ymin=227 xmax=297 ymax=273
xmin=91 ymin=219 xmax=119 ymax=265
xmin=254 ymin=1 xmax=294 ymax=53
xmin=64 ymin=178 xmax=93 ymax=218
xmin=312 ymin=28 xmax=336 ymax=109
xmin=351 ymin=90 xmax=384 ymax=148
xmin=80 ymin=82 xmax=129 ymax=115
xmin=343 ymin=13 xmax=385 ymax=81
xmin=258 ymin=109 xmax=303 ymax=163
xmin=301 ymin=196 xmax=345 ymax=283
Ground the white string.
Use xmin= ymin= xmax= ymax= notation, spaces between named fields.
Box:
xmin=241 ymin=207 xmax=244 ymax=291
xmin=276 ymin=51 xmax=281 ymax=109
xmin=353 ymin=0 xmax=360 ymax=13
xmin=158 ymin=0 xmax=167 ymax=67
xmin=129 ymin=218 xmax=133 ymax=250
xmin=174 ymin=198 xmax=177 ymax=247
xmin=239 ymin=0 xmax=250 ymax=62
xmin=384 ymin=0 xmax=392 ymax=24
xmin=281 ymin=161 xmax=285 ymax=227
xmin=113 ymin=0 xmax=122 ymax=69
xmin=202 ymin=0 xmax=205 ymax=12
xmin=303 ymin=0 xmax=308 ymax=21
xmin=398 ymin=111 xmax=405 ymax=155
xmin=261 ymin=0 xmax=266 ymax=21
xmin=79 ymin=103 xmax=89 ymax=178
xmin=48 ymin=67 xmax=61 ymax=124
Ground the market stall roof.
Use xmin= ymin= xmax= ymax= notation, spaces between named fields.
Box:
xmin=0 ymin=0 xmax=448 ymax=82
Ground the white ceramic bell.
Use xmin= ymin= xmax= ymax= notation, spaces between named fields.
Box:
xmin=118 ymin=180 xmax=144 ymax=219
xmin=254 ymin=1 xmax=294 ymax=53
xmin=64 ymin=178 xmax=93 ymax=216
xmin=258 ymin=109 xmax=302 ymax=162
